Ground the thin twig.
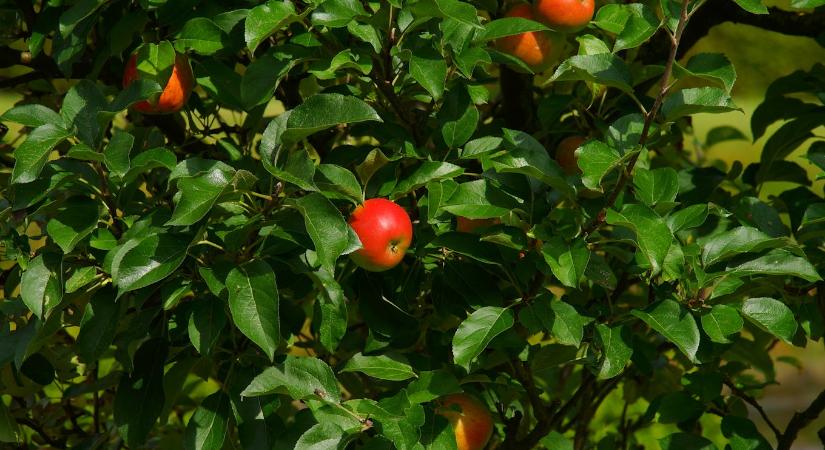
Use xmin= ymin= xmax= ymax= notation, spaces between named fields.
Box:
xmin=582 ymin=0 xmax=692 ymax=236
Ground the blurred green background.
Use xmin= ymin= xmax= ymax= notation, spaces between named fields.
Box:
xmin=2 ymin=7 xmax=825 ymax=450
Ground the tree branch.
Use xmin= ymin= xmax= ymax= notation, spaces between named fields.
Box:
xmin=777 ymin=388 xmax=825 ymax=450
xmin=583 ymin=0 xmax=691 ymax=236
xmin=724 ymin=380 xmax=782 ymax=441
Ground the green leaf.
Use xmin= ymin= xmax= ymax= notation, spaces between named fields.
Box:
xmin=242 ymin=46 xmax=304 ymax=108
xmin=59 ymin=0 xmax=106 ymax=37
xmin=168 ymin=163 xmax=257 ymax=226
xmin=541 ymin=237 xmax=590 ymax=288
xmin=184 ymin=391 xmax=231 ymax=450
xmin=227 ymin=261 xmax=281 ymax=360
xmin=441 ymin=179 xmax=522 ymax=219
xmin=410 ymin=46 xmax=447 ymax=101
xmin=244 ymin=0 xmax=299 ymax=53
xmin=540 ymin=432 xmax=573 ymax=450
xmin=551 ymin=54 xmax=633 ymax=93
xmin=757 ymin=112 xmax=825 ymax=181
xmin=341 ymin=353 xmax=417 ymax=381
xmin=295 ymin=423 xmax=345 ymax=450
xmin=392 ymin=162 xmax=463 ymax=198
xmin=311 ymin=267 xmax=349 ymax=352
xmin=701 ymin=226 xmax=786 ymax=266
xmin=65 ymin=266 xmax=98 ymax=294
xmin=731 ymin=0 xmax=768 ymax=14
xmin=722 ymin=249 xmax=820 ymax=283
xmin=700 ymin=304 xmax=743 ymax=344
xmin=1 ymin=104 xmax=65 ymax=128
xmin=633 ymin=167 xmax=678 ymax=207
xmin=242 ymin=356 xmax=341 ymax=403
xmin=606 ymin=204 xmax=673 ymax=275
xmin=311 ymin=0 xmax=369 ymax=27
xmin=61 ymin=80 xmax=107 ymax=146
xmin=111 ymin=232 xmax=190 ymax=296
xmin=412 ymin=0 xmax=482 ymax=29
xmin=721 ymin=416 xmax=771 ymax=450
xmin=310 ymin=48 xmax=373 ymax=80
xmin=547 ymin=300 xmax=592 ymax=347
xmin=283 ymin=94 xmax=382 ymax=144
xmin=289 ymin=193 xmax=350 ymax=274
xmin=705 ymin=126 xmax=747 ymax=147
xmin=485 ymin=129 xmax=573 ymax=196
xmin=477 ymin=17 xmax=549 ymax=41
xmin=438 ymin=85 xmax=479 ymax=148
xmin=675 ymin=53 xmax=737 ymax=93
xmin=741 ymin=297 xmax=797 ymax=343
xmin=0 ymin=398 xmax=19 ymax=443
xmin=666 ymin=204 xmax=708 ymax=233
xmin=316 ymin=164 xmax=364 ymax=204
xmin=21 ymin=254 xmax=62 ymax=319
xmin=452 ymin=306 xmax=515 ymax=368
xmin=10 ymin=124 xmax=71 ymax=184
xmin=76 ymin=287 xmax=120 ymax=362
xmin=46 ymin=196 xmax=99 ymax=253
xmin=114 ymin=339 xmax=167 ymax=448
xmin=175 ymin=17 xmax=227 ymax=55
xmin=632 ymin=299 xmax=700 ymax=362
xmin=188 ymin=299 xmax=227 ymax=355
xmin=406 ymin=370 xmax=462 ymax=404
xmin=662 ymin=87 xmax=739 ymax=120
xmin=577 ymin=140 xmax=636 ymax=191
xmin=594 ymin=324 xmax=633 ymax=380
xmin=103 ymin=130 xmax=133 ymax=178
xmin=608 ymin=4 xmax=661 ymax=52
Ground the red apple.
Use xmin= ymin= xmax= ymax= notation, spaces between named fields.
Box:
xmin=535 ymin=0 xmax=595 ymax=33
xmin=348 ymin=198 xmax=413 ymax=272
xmin=437 ymin=394 xmax=494 ymax=450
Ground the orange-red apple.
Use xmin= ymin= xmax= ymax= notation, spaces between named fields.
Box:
xmin=556 ymin=135 xmax=586 ymax=175
xmin=496 ymin=4 xmax=563 ymax=71
xmin=535 ymin=0 xmax=595 ymax=33
xmin=437 ymin=394 xmax=494 ymax=450
xmin=123 ymin=52 xmax=194 ymax=114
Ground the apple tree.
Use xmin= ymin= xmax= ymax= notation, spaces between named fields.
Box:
xmin=1 ymin=0 xmax=825 ymax=449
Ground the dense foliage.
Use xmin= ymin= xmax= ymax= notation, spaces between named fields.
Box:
xmin=1 ymin=0 xmax=825 ymax=449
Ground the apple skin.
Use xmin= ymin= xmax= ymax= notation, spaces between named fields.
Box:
xmin=496 ymin=4 xmax=563 ymax=71
xmin=556 ymin=135 xmax=587 ymax=175
xmin=456 ymin=217 xmax=501 ymax=233
xmin=348 ymin=198 xmax=413 ymax=272
xmin=535 ymin=0 xmax=595 ymax=32
xmin=437 ymin=394 xmax=494 ymax=450
xmin=122 ymin=52 xmax=194 ymax=114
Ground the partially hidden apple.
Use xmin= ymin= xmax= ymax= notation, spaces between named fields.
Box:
xmin=535 ymin=0 xmax=595 ymax=33
xmin=496 ymin=3 xmax=563 ymax=72
xmin=437 ymin=394 xmax=494 ymax=450
xmin=123 ymin=52 xmax=194 ymax=114
xmin=348 ymin=198 xmax=413 ymax=272
xmin=556 ymin=135 xmax=586 ymax=175
xmin=456 ymin=217 xmax=501 ymax=233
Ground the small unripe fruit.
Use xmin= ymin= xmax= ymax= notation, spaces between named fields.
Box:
xmin=123 ymin=52 xmax=194 ymax=114
xmin=437 ymin=394 xmax=493 ymax=450
xmin=348 ymin=198 xmax=413 ymax=272
xmin=496 ymin=4 xmax=563 ymax=71
xmin=556 ymin=135 xmax=586 ymax=175
xmin=535 ymin=0 xmax=595 ymax=33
